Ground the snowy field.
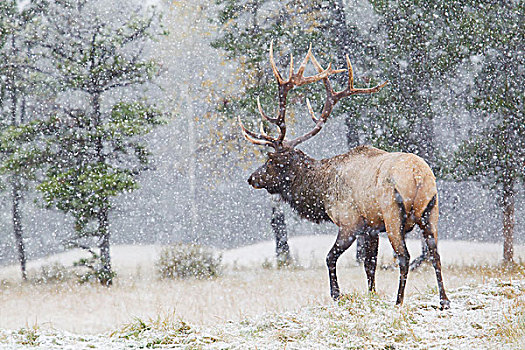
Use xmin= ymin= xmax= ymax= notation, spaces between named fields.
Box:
xmin=0 ymin=235 xmax=524 ymax=349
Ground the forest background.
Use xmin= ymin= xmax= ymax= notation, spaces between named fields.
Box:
xmin=0 ymin=0 xmax=523 ymax=284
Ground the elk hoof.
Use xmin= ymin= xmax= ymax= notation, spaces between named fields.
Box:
xmin=331 ymin=290 xmax=341 ymax=301
xmin=440 ymin=299 xmax=451 ymax=310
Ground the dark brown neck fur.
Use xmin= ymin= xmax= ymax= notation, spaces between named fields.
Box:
xmin=278 ymin=150 xmax=333 ymax=223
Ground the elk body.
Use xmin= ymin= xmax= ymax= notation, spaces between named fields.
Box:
xmin=240 ymin=43 xmax=450 ymax=309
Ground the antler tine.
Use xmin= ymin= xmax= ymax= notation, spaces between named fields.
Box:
xmin=309 ymin=50 xmax=323 ymax=73
xmin=346 ymin=55 xmax=354 ymax=90
xmin=309 ymin=50 xmax=346 ymax=75
xmin=334 ymin=55 xmax=389 ymax=100
xmin=269 ymin=41 xmax=285 ymax=85
xmin=238 ymin=116 xmax=276 ymax=146
xmin=258 ymin=95 xmax=286 ymax=144
xmin=239 ymin=127 xmax=272 ymax=146
xmin=303 ymin=51 xmax=345 ymax=94
xmin=306 ymin=98 xmax=319 ymax=123
xmin=257 ymin=96 xmax=277 ymax=123
xmin=259 ymin=122 xmax=267 ymax=136
xmin=269 ymin=42 xmax=344 ymax=92
xmin=294 ymin=61 xmax=346 ymax=87
xmin=296 ymin=44 xmax=311 ymax=79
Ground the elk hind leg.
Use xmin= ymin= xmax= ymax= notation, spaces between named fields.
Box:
xmin=419 ymin=195 xmax=450 ymax=309
xmin=326 ymin=225 xmax=360 ymax=300
xmin=385 ymin=190 xmax=410 ymax=305
xmin=363 ymin=230 xmax=379 ymax=293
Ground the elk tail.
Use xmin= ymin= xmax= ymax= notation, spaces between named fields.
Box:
xmin=421 ymin=194 xmax=437 ymax=227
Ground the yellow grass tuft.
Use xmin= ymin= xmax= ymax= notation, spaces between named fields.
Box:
xmin=16 ymin=324 xmax=40 ymax=346
xmin=492 ymin=289 xmax=525 ymax=343
xmin=446 ymin=261 xmax=525 ymax=279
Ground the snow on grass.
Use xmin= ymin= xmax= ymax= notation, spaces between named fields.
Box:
xmin=1 ymin=237 xmax=525 ymax=348
xmin=0 ymin=279 xmax=523 ymax=349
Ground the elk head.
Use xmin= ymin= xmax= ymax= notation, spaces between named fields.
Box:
xmin=240 ymin=42 xmax=387 ymax=193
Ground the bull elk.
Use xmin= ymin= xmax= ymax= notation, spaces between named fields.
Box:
xmin=239 ymin=42 xmax=450 ymax=309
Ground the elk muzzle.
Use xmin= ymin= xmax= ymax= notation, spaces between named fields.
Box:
xmin=248 ymin=164 xmax=269 ymax=189
xmin=248 ymin=172 xmax=263 ymax=189
xmin=247 ymin=174 xmax=259 ymax=188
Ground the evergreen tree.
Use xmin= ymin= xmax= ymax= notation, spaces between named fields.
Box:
xmin=1 ymin=0 xmax=165 ymax=285
xmin=211 ymin=0 xmax=380 ymax=264
xmin=366 ymin=1 xmax=470 ymax=165
xmin=0 ymin=0 xmax=46 ymax=281
xmin=446 ymin=1 xmax=524 ymax=263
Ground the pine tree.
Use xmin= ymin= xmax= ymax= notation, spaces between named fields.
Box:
xmin=446 ymin=1 xmax=524 ymax=263
xmin=211 ymin=0 xmax=380 ymax=265
xmin=366 ymin=1 xmax=468 ymax=165
xmin=1 ymin=0 xmax=165 ymax=285
xmin=0 ymin=0 xmax=46 ymax=281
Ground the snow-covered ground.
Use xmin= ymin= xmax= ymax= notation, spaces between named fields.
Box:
xmin=1 ymin=279 xmax=523 ymax=349
xmin=2 ymin=235 xmax=523 ymax=278
xmin=0 ymin=236 xmax=524 ymax=349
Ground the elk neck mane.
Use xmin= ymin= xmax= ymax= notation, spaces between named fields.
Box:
xmin=277 ymin=149 xmax=333 ymax=224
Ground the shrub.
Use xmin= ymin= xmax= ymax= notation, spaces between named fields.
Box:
xmin=30 ymin=262 xmax=72 ymax=284
xmin=73 ymin=253 xmax=116 ymax=285
xmin=156 ymin=243 xmax=222 ymax=279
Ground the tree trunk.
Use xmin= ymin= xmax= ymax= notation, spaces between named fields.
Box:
xmin=183 ymin=88 xmax=199 ymax=238
xmin=12 ymin=176 xmax=26 ymax=281
xmin=502 ymin=180 xmax=515 ymax=263
xmin=92 ymin=92 xmax=113 ymax=285
xmin=8 ymin=46 xmax=27 ymax=281
xmin=271 ymin=198 xmax=291 ymax=267
xmin=98 ymin=203 xmax=113 ymax=286
xmin=345 ymin=115 xmax=360 ymax=149
xmin=330 ymin=0 xmax=354 ymax=55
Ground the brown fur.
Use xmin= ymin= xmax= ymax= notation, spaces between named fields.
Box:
xmin=281 ymin=150 xmax=332 ymax=223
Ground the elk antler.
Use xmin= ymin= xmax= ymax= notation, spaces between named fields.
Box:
xmin=239 ymin=41 xmax=344 ymax=149
xmin=287 ymin=54 xmax=388 ymax=147
xmin=239 ymin=42 xmax=387 ymax=149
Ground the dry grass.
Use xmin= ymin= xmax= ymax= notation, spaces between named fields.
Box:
xmin=492 ymin=285 xmax=525 ymax=343
xmin=446 ymin=260 xmax=525 ymax=279
xmin=0 ymin=272 xmax=524 ymax=348
xmin=1 ymin=262 xmax=524 ymax=335
xmin=1 ymin=238 xmax=524 ymax=340
xmin=16 ymin=325 xmax=40 ymax=346
xmin=109 ymin=313 xmax=213 ymax=348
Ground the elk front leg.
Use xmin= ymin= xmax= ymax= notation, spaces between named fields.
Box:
xmin=363 ymin=230 xmax=379 ymax=293
xmin=326 ymin=225 xmax=360 ymax=300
